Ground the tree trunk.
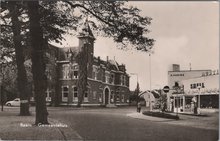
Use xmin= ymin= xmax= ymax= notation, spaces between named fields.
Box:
xmin=77 ymin=44 xmax=88 ymax=107
xmin=8 ymin=2 xmax=30 ymax=116
xmin=27 ymin=1 xmax=48 ymax=124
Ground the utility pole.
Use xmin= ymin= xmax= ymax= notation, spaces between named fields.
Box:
xmin=197 ymin=86 xmax=201 ymax=114
xmin=149 ymin=53 xmax=152 ymax=111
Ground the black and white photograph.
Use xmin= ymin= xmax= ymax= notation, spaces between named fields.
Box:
xmin=0 ymin=0 xmax=219 ymax=141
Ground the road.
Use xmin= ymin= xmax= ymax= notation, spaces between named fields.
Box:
xmin=48 ymin=106 xmax=218 ymax=141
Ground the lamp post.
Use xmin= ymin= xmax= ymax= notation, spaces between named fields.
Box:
xmin=197 ymin=86 xmax=201 ymax=114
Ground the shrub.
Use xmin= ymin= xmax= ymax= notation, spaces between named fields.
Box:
xmin=142 ymin=111 xmax=179 ymax=120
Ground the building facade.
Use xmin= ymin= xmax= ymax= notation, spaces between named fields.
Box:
xmin=167 ymin=64 xmax=219 ymax=113
xmin=181 ymin=71 xmax=219 ymax=112
xmin=43 ymin=20 xmax=130 ymax=107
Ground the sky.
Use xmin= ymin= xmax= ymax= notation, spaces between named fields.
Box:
xmin=52 ymin=1 xmax=219 ymax=91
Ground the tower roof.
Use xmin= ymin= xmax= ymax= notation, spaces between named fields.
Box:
xmin=78 ymin=18 xmax=95 ymax=40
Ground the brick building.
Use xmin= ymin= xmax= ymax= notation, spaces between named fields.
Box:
xmin=43 ymin=20 xmax=130 ymax=107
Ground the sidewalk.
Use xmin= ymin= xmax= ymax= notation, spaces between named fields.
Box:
xmin=0 ymin=110 xmax=83 ymax=140
xmin=127 ymin=111 xmax=218 ymax=130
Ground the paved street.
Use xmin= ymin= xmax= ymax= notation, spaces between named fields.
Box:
xmin=48 ymin=106 xmax=218 ymax=141
xmin=0 ymin=106 xmax=218 ymax=141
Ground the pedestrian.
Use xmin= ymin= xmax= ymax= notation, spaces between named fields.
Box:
xmin=137 ymin=102 xmax=141 ymax=113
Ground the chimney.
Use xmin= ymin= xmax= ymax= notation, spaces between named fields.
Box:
xmin=106 ymin=56 xmax=109 ymax=62
xmin=173 ymin=64 xmax=180 ymax=71
xmin=119 ymin=64 xmax=126 ymax=72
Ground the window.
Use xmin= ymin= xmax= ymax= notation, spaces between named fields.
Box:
xmin=72 ymin=65 xmax=78 ymax=79
xmin=45 ymin=88 xmax=52 ymax=102
xmin=85 ymin=92 xmax=88 ymax=97
xmin=116 ymin=88 xmax=120 ymax=102
xmin=120 ymin=75 xmax=124 ymax=85
xmin=45 ymin=66 xmax=52 ymax=80
xmin=105 ymin=71 xmax=110 ymax=83
xmin=116 ymin=95 xmax=120 ymax=102
xmin=99 ymin=93 xmax=102 ymax=102
xmin=110 ymin=91 xmax=114 ymax=102
xmin=73 ymin=71 xmax=78 ymax=79
xmin=202 ymin=83 xmax=205 ymax=88
xmin=62 ymin=64 xmax=70 ymax=79
xmin=121 ymin=95 xmax=125 ymax=102
xmin=92 ymin=66 xmax=98 ymax=80
xmin=73 ymin=86 xmax=78 ymax=102
xmin=62 ymin=86 xmax=68 ymax=102
xmin=123 ymin=75 xmax=126 ymax=86
xmin=120 ymin=75 xmax=126 ymax=86
xmin=84 ymin=91 xmax=89 ymax=102
xmin=110 ymin=73 xmax=115 ymax=84
xmin=93 ymin=91 xmax=97 ymax=99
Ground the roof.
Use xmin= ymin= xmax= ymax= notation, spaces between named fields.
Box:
xmin=139 ymin=90 xmax=160 ymax=99
xmin=93 ymin=57 xmax=124 ymax=72
xmin=168 ymin=69 xmax=211 ymax=73
xmin=151 ymin=90 xmax=160 ymax=98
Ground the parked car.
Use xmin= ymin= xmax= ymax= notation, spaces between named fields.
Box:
xmin=5 ymin=98 xmax=20 ymax=107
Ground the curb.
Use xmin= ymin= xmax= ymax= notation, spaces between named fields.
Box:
xmin=127 ymin=112 xmax=175 ymax=122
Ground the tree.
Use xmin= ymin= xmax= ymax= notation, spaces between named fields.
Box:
xmin=65 ymin=1 xmax=154 ymax=50
xmin=26 ymin=0 xmax=79 ymax=124
xmin=3 ymin=1 xmax=154 ymax=123
xmin=2 ymin=0 xmax=75 ymax=122
xmin=1 ymin=1 xmax=31 ymax=116
xmin=134 ymin=82 xmax=140 ymax=103
xmin=27 ymin=1 xmax=50 ymax=124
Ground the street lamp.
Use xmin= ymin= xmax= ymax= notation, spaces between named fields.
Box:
xmin=197 ymin=86 xmax=201 ymax=114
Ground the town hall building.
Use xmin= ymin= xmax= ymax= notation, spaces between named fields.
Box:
xmin=43 ymin=20 xmax=130 ymax=107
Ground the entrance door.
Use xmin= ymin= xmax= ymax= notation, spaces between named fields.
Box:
xmin=104 ymin=88 xmax=109 ymax=105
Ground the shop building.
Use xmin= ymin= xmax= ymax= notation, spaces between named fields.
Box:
xmin=181 ymin=71 xmax=219 ymax=113
xmin=167 ymin=64 xmax=219 ymax=113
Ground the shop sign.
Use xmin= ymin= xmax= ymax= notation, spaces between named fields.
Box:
xmin=187 ymin=88 xmax=219 ymax=95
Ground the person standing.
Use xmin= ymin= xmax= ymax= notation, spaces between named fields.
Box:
xmin=137 ymin=102 xmax=141 ymax=113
